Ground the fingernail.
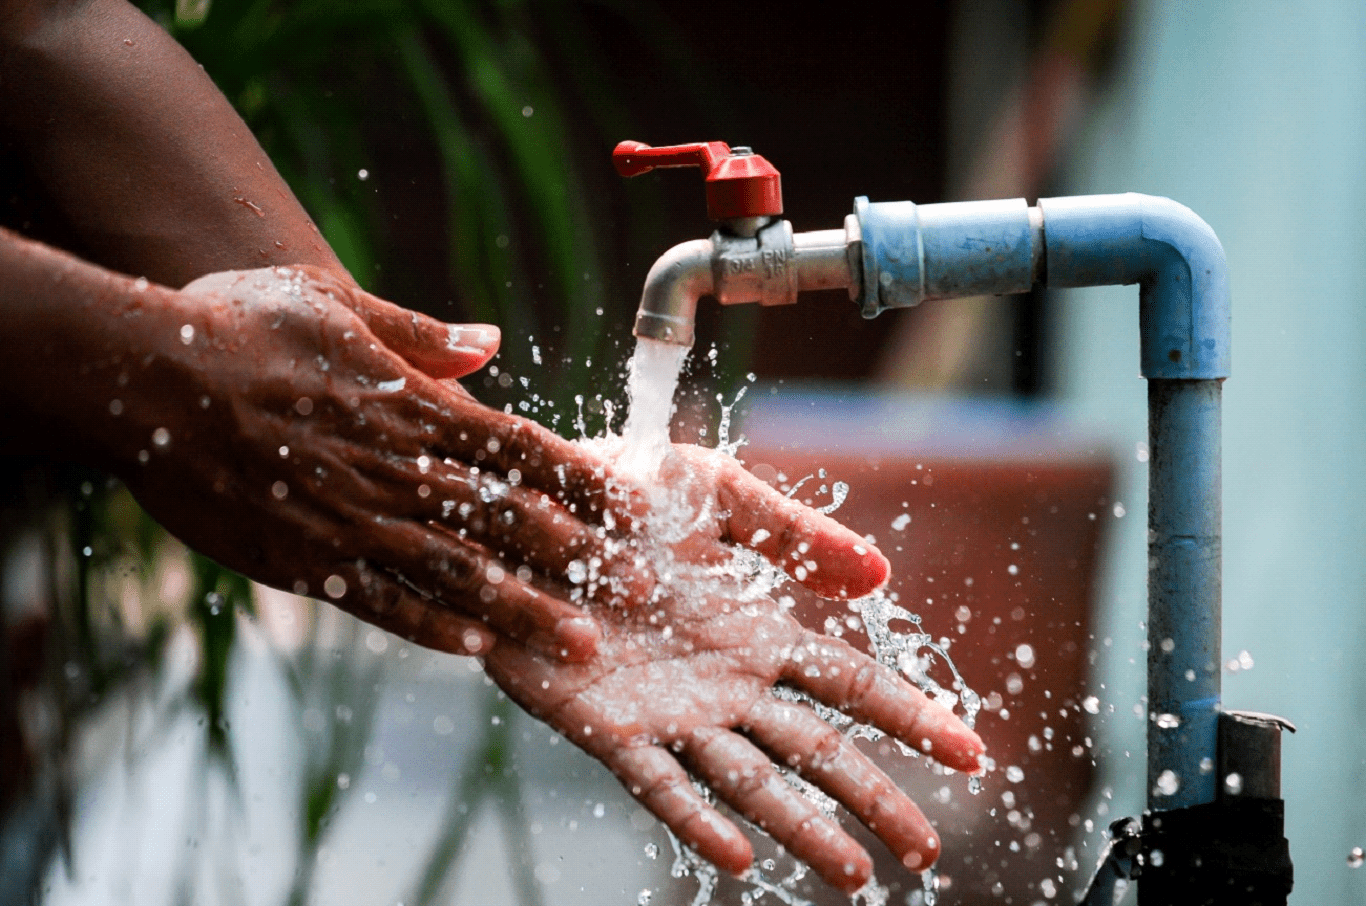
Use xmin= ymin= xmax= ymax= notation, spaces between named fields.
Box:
xmin=448 ymin=324 xmax=500 ymax=353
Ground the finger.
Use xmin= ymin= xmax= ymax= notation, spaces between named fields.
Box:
xmin=606 ymin=745 xmax=753 ymax=877
xmin=745 ymin=697 xmax=941 ymax=872
xmin=712 ymin=457 xmax=889 ymax=599
xmin=685 ymin=728 xmax=872 ymax=893
xmin=422 ymin=401 xmax=625 ymax=522
xmin=358 ymin=519 xmax=600 ymax=661
xmin=362 ymin=457 xmax=654 ymax=606
xmin=783 ymin=633 xmax=985 ymax=773
xmin=331 ymin=565 xmax=498 ymax=657
xmin=345 ymin=286 xmax=500 ymax=379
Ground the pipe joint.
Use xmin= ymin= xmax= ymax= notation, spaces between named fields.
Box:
xmin=1039 ymin=194 xmax=1230 ymax=380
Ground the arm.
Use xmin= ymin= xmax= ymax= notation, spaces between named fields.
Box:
xmin=0 ymin=232 xmax=610 ymax=656
xmin=0 ymin=0 xmax=343 ymax=285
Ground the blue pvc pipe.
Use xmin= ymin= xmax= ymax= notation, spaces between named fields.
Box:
xmin=857 ymin=192 xmax=1231 ymax=813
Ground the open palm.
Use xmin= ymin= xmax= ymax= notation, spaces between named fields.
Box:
xmin=485 ymin=444 xmax=985 ymax=893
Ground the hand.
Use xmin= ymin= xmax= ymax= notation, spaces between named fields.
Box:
xmin=115 ymin=265 xmax=642 ymax=660
xmin=485 ymin=445 xmax=985 ymax=893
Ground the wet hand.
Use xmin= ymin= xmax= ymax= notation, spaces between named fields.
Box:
xmin=484 ymin=446 xmax=984 ymax=894
xmin=116 ymin=265 xmax=636 ymax=661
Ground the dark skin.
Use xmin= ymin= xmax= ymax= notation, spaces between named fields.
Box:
xmin=0 ymin=0 xmax=984 ymax=890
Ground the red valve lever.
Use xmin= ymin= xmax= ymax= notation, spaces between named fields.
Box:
xmin=612 ymin=140 xmax=783 ymax=221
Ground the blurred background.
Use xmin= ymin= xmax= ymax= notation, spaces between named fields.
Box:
xmin=3 ymin=0 xmax=1364 ymax=903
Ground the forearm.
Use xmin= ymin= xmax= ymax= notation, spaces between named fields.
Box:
xmin=0 ymin=0 xmax=344 ymax=286
xmin=0 ymin=225 xmax=184 ymax=465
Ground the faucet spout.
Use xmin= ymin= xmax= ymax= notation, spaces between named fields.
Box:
xmin=633 ymin=239 xmax=714 ymax=346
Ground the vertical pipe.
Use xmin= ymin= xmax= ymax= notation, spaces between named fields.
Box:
xmin=1147 ymin=378 xmax=1222 ymax=810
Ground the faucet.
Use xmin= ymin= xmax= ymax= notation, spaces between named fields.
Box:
xmin=616 ymin=141 xmax=1294 ymax=905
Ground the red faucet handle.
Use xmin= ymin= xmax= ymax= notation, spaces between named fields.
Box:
xmin=612 ymin=140 xmax=783 ymax=220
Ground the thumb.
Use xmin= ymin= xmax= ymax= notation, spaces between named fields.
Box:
xmin=349 ymin=286 xmax=500 ymax=379
xmin=441 ymin=324 xmax=501 ymax=377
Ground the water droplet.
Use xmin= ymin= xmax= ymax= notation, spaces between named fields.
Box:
xmin=1007 ymin=563 xmax=1019 ymax=576
xmin=1082 ymin=696 xmax=1101 ymax=714
xmin=109 ymin=399 xmax=123 ymax=416
xmin=891 ymin=513 xmax=911 ymax=531
xmin=324 ymin=574 xmax=347 ymax=598
xmin=1224 ymin=772 xmax=1243 ymax=795
xmin=272 ymin=480 xmax=289 ymax=500
xmin=1149 ymin=849 xmax=1164 ymax=867
xmin=152 ymin=427 xmax=170 ymax=448
xmin=1015 ymin=643 xmax=1035 ymax=669
xmin=336 ymin=773 xmax=350 ymax=790
xmin=644 ymin=842 xmax=659 ymax=860
xmin=1154 ymin=769 xmax=1181 ymax=797
xmin=522 ymin=105 xmax=534 ymax=117
xmin=637 ymin=890 xmax=652 ymax=906
xmin=358 ymin=168 xmax=369 ymax=181
xmin=295 ymin=397 xmax=314 ymax=416
xmin=566 ymin=560 xmax=587 ymax=584
xmin=179 ymin=324 xmax=195 ymax=344
xmin=1113 ymin=503 xmax=1126 ymax=518
xmin=1348 ymin=846 xmax=1364 ymax=868
xmin=1154 ymin=713 xmax=1181 ymax=729
xmin=1005 ymin=766 xmax=1024 ymax=783
xmin=593 ymin=802 xmax=605 ymax=818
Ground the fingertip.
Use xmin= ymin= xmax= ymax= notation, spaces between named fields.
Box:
xmin=834 ymin=849 xmax=874 ymax=894
xmin=707 ymin=820 xmax=755 ymax=878
xmin=460 ymin=625 xmax=497 ymax=657
xmin=942 ymin=724 xmax=987 ymax=774
xmin=440 ymin=324 xmax=500 ymax=378
xmin=797 ymin=542 xmax=891 ymax=600
xmin=901 ymin=833 xmax=940 ymax=872
xmin=553 ymin=615 xmax=600 ymax=662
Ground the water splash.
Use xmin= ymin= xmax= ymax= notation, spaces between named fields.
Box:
xmin=599 ymin=338 xmax=982 ymax=904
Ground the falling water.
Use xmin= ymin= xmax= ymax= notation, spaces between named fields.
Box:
xmin=617 ymin=338 xmax=690 ymax=477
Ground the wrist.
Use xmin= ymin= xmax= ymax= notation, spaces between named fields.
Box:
xmin=0 ymin=228 xmax=193 ymax=472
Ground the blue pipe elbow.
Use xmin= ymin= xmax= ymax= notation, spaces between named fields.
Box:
xmin=855 ymin=192 xmax=1229 ymax=380
xmin=1039 ymin=194 xmax=1230 ymax=380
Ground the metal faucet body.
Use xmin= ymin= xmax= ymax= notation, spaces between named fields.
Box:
xmin=633 ymin=218 xmax=856 ymax=346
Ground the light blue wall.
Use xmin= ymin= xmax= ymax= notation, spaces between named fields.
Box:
xmin=1055 ymin=2 xmax=1366 ymax=901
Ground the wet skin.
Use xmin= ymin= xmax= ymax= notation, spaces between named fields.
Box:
xmin=487 ymin=445 xmax=986 ymax=893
